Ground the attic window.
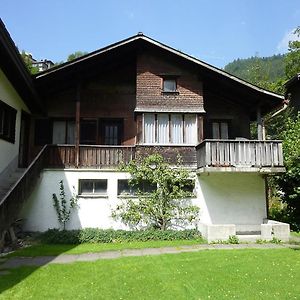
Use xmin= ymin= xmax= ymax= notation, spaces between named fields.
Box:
xmin=163 ymin=78 xmax=177 ymax=93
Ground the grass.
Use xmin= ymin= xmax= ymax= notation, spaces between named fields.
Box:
xmin=0 ymin=248 xmax=299 ymax=299
xmin=291 ymin=231 xmax=300 ymax=237
xmin=6 ymin=239 xmax=204 ymax=257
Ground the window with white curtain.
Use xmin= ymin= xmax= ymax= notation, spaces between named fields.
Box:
xmin=143 ymin=113 xmax=197 ymax=145
xmin=144 ymin=114 xmax=156 ymax=143
xmin=157 ymin=114 xmax=169 ymax=143
xmin=185 ymin=114 xmax=197 ymax=143
xmin=171 ymin=114 xmax=183 ymax=144
xmin=53 ymin=120 xmax=75 ymax=144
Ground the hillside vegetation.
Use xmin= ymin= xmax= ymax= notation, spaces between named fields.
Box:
xmin=224 ymin=54 xmax=285 ymax=83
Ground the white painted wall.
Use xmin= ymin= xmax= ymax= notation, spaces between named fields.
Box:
xmin=195 ymin=173 xmax=266 ymax=225
xmin=21 ymin=170 xmax=131 ymax=231
xmin=0 ymin=68 xmax=30 ymax=174
xmin=21 ymin=169 xmax=267 ymax=232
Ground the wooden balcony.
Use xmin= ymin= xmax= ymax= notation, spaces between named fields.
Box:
xmin=45 ymin=145 xmax=197 ymax=168
xmin=196 ymin=139 xmax=285 ymax=173
xmin=46 ymin=145 xmax=136 ymax=168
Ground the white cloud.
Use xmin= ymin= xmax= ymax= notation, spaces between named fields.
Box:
xmin=277 ymin=28 xmax=300 ymax=53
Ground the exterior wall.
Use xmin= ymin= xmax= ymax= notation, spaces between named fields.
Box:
xmin=21 ymin=169 xmax=267 ymax=232
xmin=0 ymin=68 xmax=30 ymax=175
xmin=21 ymin=170 xmax=131 ymax=231
xmin=42 ymin=63 xmax=137 ymax=146
xmin=203 ymin=91 xmax=251 ymax=139
xmin=136 ymin=52 xmax=204 ymax=112
xmin=289 ymin=83 xmax=300 ymax=112
xmin=196 ymin=173 xmax=266 ymax=225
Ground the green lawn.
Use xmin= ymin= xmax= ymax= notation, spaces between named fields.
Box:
xmin=1 ymin=248 xmax=299 ymax=299
xmin=6 ymin=239 xmax=204 ymax=257
xmin=291 ymin=231 xmax=300 ymax=237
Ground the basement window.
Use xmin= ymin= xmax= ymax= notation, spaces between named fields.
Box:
xmin=79 ymin=179 xmax=107 ymax=196
xmin=0 ymin=100 xmax=17 ymax=143
xmin=117 ymin=179 xmax=156 ymax=196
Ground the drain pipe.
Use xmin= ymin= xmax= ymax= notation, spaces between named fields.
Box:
xmin=262 ymin=99 xmax=289 ymax=140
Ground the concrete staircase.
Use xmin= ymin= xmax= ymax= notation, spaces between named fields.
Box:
xmin=0 ymin=168 xmax=26 ymax=202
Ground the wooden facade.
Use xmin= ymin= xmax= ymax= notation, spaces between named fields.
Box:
xmin=27 ymin=34 xmax=285 ymax=171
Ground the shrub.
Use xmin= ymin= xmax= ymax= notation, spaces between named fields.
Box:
xmin=228 ymin=235 xmax=240 ymax=244
xmin=40 ymin=228 xmax=203 ymax=244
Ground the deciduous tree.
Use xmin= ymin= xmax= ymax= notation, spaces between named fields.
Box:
xmin=112 ymin=154 xmax=199 ymax=230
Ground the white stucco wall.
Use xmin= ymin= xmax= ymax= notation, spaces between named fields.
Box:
xmin=21 ymin=169 xmax=267 ymax=232
xmin=195 ymin=173 xmax=266 ymax=226
xmin=21 ymin=170 xmax=131 ymax=231
xmin=0 ymin=68 xmax=30 ymax=174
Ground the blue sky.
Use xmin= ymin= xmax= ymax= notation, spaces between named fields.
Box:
xmin=1 ymin=0 xmax=300 ymax=68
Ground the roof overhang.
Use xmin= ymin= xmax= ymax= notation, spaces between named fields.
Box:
xmin=0 ymin=19 xmax=43 ymax=113
xmin=34 ymin=33 xmax=284 ymax=115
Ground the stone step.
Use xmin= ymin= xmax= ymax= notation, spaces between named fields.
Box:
xmin=0 ymin=168 xmax=26 ymax=201
xmin=237 ymin=235 xmax=261 ymax=242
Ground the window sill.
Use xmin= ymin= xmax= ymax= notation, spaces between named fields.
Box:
xmin=78 ymin=194 xmax=108 ymax=199
xmin=161 ymin=91 xmax=179 ymax=95
xmin=139 ymin=143 xmax=196 ymax=147
xmin=117 ymin=194 xmax=138 ymax=198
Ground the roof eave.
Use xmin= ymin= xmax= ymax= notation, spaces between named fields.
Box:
xmin=34 ymin=33 xmax=284 ymax=103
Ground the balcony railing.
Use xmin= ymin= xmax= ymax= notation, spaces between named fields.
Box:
xmin=0 ymin=145 xmax=47 ymax=234
xmin=46 ymin=145 xmax=197 ymax=168
xmin=196 ymin=139 xmax=284 ymax=170
xmin=46 ymin=145 xmax=136 ymax=168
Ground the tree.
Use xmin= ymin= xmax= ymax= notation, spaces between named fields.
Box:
xmin=52 ymin=180 xmax=78 ymax=230
xmin=275 ymin=112 xmax=300 ymax=230
xmin=112 ymin=154 xmax=199 ymax=230
xmin=20 ymin=51 xmax=39 ymax=74
xmin=67 ymin=51 xmax=88 ymax=62
xmin=285 ymin=27 xmax=300 ymax=80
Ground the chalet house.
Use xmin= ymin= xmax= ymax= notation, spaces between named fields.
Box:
xmin=285 ymin=73 xmax=300 ymax=112
xmin=0 ymin=19 xmax=290 ymax=243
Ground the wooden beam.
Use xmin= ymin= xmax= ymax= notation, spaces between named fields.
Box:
xmin=257 ymin=106 xmax=263 ymax=140
xmin=75 ymin=84 xmax=81 ymax=167
xmin=197 ymin=115 xmax=204 ymax=143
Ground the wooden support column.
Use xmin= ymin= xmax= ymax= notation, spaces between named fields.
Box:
xmin=75 ymin=84 xmax=81 ymax=168
xmin=256 ymin=106 xmax=263 ymax=140
xmin=136 ymin=114 xmax=143 ymax=144
xmin=197 ymin=115 xmax=204 ymax=143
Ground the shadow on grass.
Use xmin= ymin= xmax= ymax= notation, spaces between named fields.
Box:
xmin=0 ymin=244 xmax=76 ymax=294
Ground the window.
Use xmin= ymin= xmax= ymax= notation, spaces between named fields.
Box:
xmin=163 ymin=78 xmax=177 ymax=92
xmin=80 ymin=120 xmax=97 ymax=144
xmin=143 ymin=113 xmax=197 ymax=145
xmin=0 ymin=100 xmax=17 ymax=143
xmin=117 ymin=179 xmax=156 ymax=196
xmin=52 ymin=120 xmax=75 ymax=144
xmin=100 ymin=119 xmax=123 ymax=145
xmin=79 ymin=179 xmax=107 ymax=195
xmin=212 ymin=121 xmax=229 ymax=139
xmin=118 ymin=179 xmax=135 ymax=196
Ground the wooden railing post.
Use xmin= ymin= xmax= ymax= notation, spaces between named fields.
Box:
xmin=75 ymin=83 xmax=81 ymax=168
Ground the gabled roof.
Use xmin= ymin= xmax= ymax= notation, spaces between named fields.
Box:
xmin=35 ymin=33 xmax=284 ymax=101
xmin=285 ymin=73 xmax=300 ymax=89
xmin=0 ymin=19 xmax=42 ymax=113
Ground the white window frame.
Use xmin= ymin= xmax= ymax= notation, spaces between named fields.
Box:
xmin=78 ymin=179 xmax=108 ymax=198
xmin=142 ymin=113 xmax=198 ymax=146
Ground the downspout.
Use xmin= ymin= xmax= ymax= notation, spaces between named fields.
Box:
xmin=262 ymin=100 xmax=289 ymax=140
